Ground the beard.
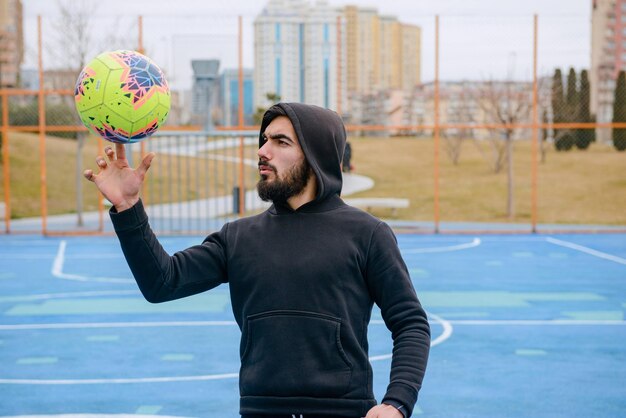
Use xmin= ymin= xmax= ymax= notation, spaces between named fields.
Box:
xmin=257 ymin=158 xmax=313 ymax=203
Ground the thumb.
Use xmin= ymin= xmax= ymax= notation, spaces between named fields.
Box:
xmin=137 ymin=152 xmax=155 ymax=177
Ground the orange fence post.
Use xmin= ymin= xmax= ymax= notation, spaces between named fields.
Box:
xmin=1 ymin=93 xmax=10 ymax=233
xmin=38 ymin=16 xmax=48 ymax=234
xmin=531 ymin=14 xmax=539 ymax=233
xmin=433 ymin=15 xmax=440 ymax=234
xmin=238 ymin=15 xmax=245 ymax=216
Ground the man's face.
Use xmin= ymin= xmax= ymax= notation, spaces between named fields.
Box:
xmin=257 ymin=115 xmax=312 ymax=203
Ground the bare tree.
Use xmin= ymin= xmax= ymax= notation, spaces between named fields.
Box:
xmin=476 ymin=80 xmax=532 ymax=219
xmin=48 ymin=0 xmax=131 ymax=226
xmin=442 ymin=82 xmax=476 ymax=165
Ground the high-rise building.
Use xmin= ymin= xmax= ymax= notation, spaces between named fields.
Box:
xmin=591 ymin=0 xmax=626 ymax=141
xmin=342 ymin=5 xmax=421 ymax=95
xmin=0 ymin=0 xmax=23 ymax=88
xmin=219 ymin=68 xmax=254 ymax=127
xmin=254 ymin=0 xmax=346 ymax=111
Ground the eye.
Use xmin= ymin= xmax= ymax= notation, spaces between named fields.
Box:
xmin=278 ymin=139 xmax=289 ymax=146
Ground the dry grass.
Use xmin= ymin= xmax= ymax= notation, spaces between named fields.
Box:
xmin=1 ymin=131 xmax=625 ymax=225
xmin=348 ymin=136 xmax=626 ymax=225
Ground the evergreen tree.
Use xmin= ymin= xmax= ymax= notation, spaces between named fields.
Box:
xmin=576 ymin=69 xmax=594 ymax=149
xmin=551 ymin=68 xmax=564 ymax=141
xmin=566 ymin=67 xmax=578 ymax=117
xmin=612 ymin=71 xmax=626 ymax=151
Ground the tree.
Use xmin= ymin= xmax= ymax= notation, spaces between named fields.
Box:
xmin=541 ymin=108 xmax=549 ymax=163
xmin=551 ymin=68 xmax=564 ymax=143
xmin=442 ymin=83 xmax=476 ymax=165
xmin=477 ymin=80 xmax=532 ymax=219
xmin=612 ymin=71 xmax=626 ymax=151
xmin=553 ymin=68 xmax=576 ymax=151
xmin=49 ymin=0 xmax=129 ymax=226
xmin=576 ymin=69 xmax=594 ymax=149
xmin=253 ymin=92 xmax=281 ymax=124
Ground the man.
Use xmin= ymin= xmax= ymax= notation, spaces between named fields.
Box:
xmin=84 ymin=103 xmax=430 ymax=418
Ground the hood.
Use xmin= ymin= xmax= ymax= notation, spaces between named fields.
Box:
xmin=259 ymin=103 xmax=347 ymax=203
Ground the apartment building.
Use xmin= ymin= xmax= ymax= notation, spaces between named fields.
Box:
xmin=0 ymin=0 xmax=23 ymax=88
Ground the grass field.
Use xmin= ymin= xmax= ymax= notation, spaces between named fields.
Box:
xmin=1 ymin=131 xmax=625 ymax=225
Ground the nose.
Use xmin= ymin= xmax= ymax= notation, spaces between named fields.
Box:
xmin=258 ymin=141 xmax=271 ymax=160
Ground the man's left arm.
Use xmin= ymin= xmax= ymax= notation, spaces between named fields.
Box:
xmin=365 ymin=222 xmax=431 ymax=417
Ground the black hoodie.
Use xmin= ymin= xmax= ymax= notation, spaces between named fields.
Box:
xmin=110 ymin=103 xmax=430 ymax=417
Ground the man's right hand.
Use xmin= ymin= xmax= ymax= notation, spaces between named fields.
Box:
xmin=83 ymin=143 xmax=155 ymax=212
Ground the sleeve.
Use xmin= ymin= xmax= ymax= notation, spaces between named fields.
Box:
xmin=110 ymin=199 xmax=228 ymax=303
xmin=365 ymin=222 xmax=430 ymax=418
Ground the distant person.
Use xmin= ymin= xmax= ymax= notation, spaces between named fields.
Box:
xmin=84 ymin=103 xmax=430 ymax=418
xmin=343 ymin=141 xmax=353 ymax=173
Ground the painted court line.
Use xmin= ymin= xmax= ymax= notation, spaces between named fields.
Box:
xmin=52 ymin=241 xmax=134 ymax=284
xmin=0 ymin=315 xmax=450 ymax=384
xmin=546 ymin=237 xmax=626 ymax=265
xmin=0 ymin=290 xmax=138 ymax=303
xmin=402 ymin=238 xmax=481 ymax=254
xmin=448 ymin=319 xmax=626 ymax=325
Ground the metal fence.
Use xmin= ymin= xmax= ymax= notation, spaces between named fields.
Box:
xmin=1 ymin=12 xmax=625 ymax=235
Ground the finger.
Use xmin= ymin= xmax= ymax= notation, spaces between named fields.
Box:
xmin=96 ymin=155 xmax=107 ymax=169
xmin=137 ymin=152 xmax=155 ymax=177
xmin=83 ymin=169 xmax=96 ymax=182
xmin=115 ymin=143 xmax=126 ymax=160
xmin=104 ymin=146 xmax=115 ymax=161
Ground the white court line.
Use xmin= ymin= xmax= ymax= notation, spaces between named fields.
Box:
xmin=0 ymin=290 xmax=138 ymax=303
xmin=448 ymin=319 xmax=626 ymax=325
xmin=52 ymin=241 xmax=134 ymax=284
xmin=0 ymin=373 xmax=240 ymax=385
xmin=368 ymin=313 xmax=452 ymax=361
xmin=546 ymin=237 xmax=626 ymax=265
xmin=0 ymin=321 xmax=238 ymax=330
xmin=402 ymin=238 xmax=481 ymax=254
xmin=0 ymin=316 xmax=448 ymax=384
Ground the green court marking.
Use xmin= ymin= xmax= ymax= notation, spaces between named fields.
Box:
xmin=548 ymin=252 xmax=568 ymax=259
xmin=435 ymin=312 xmax=490 ymax=318
xmin=516 ymin=349 xmax=547 ymax=356
xmin=5 ymin=293 xmax=230 ymax=316
xmin=409 ymin=268 xmax=429 ymax=278
xmin=86 ymin=335 xmax=120 ymax=342
xmin=161 ymin=354 xmax=194 ymax=362
xmin=135 ymin=406 xmax=163 ymax=414
xmin=421 ymin=292 xmax=530 ymax=307
xmin=512 ymin=252 xmax=534 ymax=258
xmin=519 ymin=292 xmax=605 ymax=302
xmin=562 ymin=311 xmax=623 ymax=320
xmin=485 ymin=260 xmax=503 ymax=266
xmin=413 ymin=405 xmax=423 ymax=414
xmin=420 ymin=291 xmax=606 ymax=308
xmin=17 ymin=356 xmax=58 ymax=365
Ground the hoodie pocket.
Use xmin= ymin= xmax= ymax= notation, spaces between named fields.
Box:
xmin=240 ymin=310 xmax=353 ymax=397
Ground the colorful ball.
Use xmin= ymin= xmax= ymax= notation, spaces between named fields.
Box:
xmin=74 ymin=50 xmax=170 ymax=144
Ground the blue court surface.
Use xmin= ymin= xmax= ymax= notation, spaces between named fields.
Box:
xmin=0 ymin=233 xmax=625 ymax=417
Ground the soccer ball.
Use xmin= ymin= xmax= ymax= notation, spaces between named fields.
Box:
xmin=74 ymin=50 xmax=170 ymax=144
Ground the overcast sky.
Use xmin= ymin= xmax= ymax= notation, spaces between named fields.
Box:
xmin=22 ymin=0 xmax=590 ymax=90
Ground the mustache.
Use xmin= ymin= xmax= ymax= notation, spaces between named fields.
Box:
xmin=258 ymin=160 xmax=276 ymax=172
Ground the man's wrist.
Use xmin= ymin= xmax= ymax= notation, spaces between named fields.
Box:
xmin=383 ymin=400 xmax=407 ymax=418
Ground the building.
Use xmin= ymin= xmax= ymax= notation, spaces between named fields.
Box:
xmin=342 ymin=5 xmax=421 ymax=95
xmin=253 ymin=1 xmax=420 ymax=123
xmin=0 ymin=0 xmax=23 ymax=88
xmin=253 ymin=0 xmax=347 ymax=111
xmin=219 ymin=68 xmax=254 ymax=127
xmin=191 ymin=59 xmax=220 ymax=129
xmin=591 ymin=0 xmax=626 ymax=141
